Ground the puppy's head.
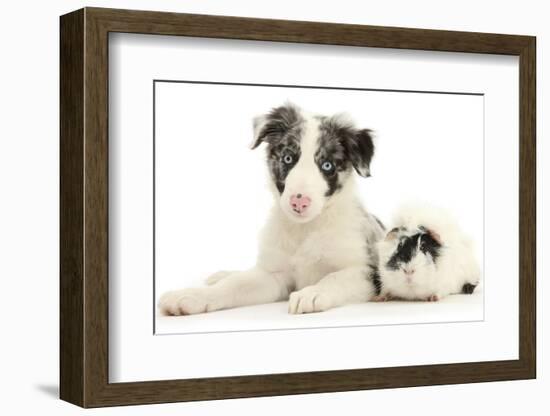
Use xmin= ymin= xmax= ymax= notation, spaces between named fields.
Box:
xmin=251 ymin=103 xmax=375 ymax=223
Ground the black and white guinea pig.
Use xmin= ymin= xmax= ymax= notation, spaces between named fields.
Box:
xmin=374 ymin=206 xmax=480 ymax=302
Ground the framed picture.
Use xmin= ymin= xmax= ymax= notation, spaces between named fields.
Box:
xmin=60 ymin=7 xmax=536 ymax=408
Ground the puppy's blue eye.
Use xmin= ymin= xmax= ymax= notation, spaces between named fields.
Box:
xmin=283 ymin=155 xmax=293 ymax=164
xmin=321 ymin=161 xmax=333 ymax=171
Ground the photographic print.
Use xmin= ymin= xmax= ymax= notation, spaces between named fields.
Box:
xmin=153 ymin=80 xmax=484 ymax=334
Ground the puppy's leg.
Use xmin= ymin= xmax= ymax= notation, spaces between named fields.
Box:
xmin=289 ymin=266 xmax=374 ymax=314
xmin=159 ymin=268 xmax=290 ymax=316
xmin=204 ymin=270 xmax=235 ymax=286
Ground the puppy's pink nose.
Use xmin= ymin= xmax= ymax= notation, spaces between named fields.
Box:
xmin=290 ymin=193 xmax=311 ymax=214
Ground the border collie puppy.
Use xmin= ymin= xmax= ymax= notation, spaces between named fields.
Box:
xmin=159 ymin=103 xmax=385 ymax=315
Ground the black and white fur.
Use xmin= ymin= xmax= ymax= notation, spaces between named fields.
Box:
xmin=159 ymin=103 xmax=385 ymax=315
xmin=374 ymin=205 xmax=480 ymax=302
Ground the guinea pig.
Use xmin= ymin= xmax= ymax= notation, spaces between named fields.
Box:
xmin=373 ymin=205 xmax=480 ymax=302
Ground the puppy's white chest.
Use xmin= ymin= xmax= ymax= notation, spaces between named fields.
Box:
xmin=287 ymin=231 xmax=362 ymax=289
xmin=287 ymin=243 xmax=329 ymax=289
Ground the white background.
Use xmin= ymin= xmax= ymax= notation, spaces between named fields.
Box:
xmin=0 ymin=0 xmax=546 ymax=415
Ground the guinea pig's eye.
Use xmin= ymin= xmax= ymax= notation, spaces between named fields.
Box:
xmin=321 ymin=161 xmax=334 ymax=172
xmin=283 ymin=154 xmax=293 ymax=164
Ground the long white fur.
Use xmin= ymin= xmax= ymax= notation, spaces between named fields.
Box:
xmin=376 ymin=204 xmax=480 ymax=301
xmin=158 ymin=110 xmax=384 ymax=315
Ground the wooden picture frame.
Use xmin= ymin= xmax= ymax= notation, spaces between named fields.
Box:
xmin=60 ymin=7 xmax=536 ymax=408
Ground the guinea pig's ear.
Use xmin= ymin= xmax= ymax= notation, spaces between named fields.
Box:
xmin=385 ymin=227 xmax=400 ymax=241
xmin=342 ymin=127 xmax=375 ymax=177
xmin=249 ymin=103 xmax=301 ymax=149
xmin=420 ymin=225 xmax=442 ymax=245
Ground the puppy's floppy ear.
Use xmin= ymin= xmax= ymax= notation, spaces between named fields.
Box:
xmin=343 ymin=128 xmax=375 ymax=177
xmin=250 ymin=115 xmax=268 ymax=149
xmin=322 ymin=114 xmax=375 ymax=177
xmin=249 ymin=103 xmax=301 ymax=149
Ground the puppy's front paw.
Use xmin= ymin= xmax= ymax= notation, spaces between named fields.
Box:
xmin=158 ymin=288 xmax=220 ymax=316
xmin=288 ymin=286 xmax=332 ymax=314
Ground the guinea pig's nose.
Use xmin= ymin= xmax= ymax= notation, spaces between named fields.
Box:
xmin=403 ymin=268 xmax=415 ymax=275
